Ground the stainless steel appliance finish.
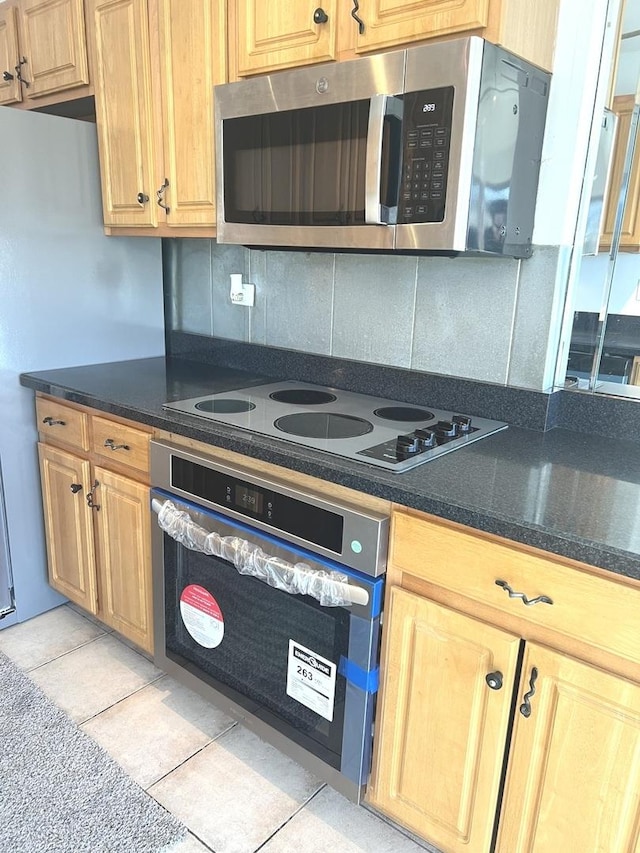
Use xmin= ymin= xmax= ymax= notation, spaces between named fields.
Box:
xmin=0 ymin=459 xmax=16 ymax=620
xmin=215 ymin=37 xmax=550 ymax=257
xmin=164 ymin=381 xmax=508 ymax=473
xmin=151 ymin=440 xmax=388 ymax=801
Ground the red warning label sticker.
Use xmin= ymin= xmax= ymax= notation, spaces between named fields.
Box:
xmin=179 ymin=584 xmax=224 ymax=648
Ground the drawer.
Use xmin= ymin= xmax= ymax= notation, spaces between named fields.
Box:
xmin=35 ymin=397 xmax=89 ymax=451
xmin=90 ymin=416 xmax=150 ymax=474
xmin=391 ymin=510 xmax=640 ymax=667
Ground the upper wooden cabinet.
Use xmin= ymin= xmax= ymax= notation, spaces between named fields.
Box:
xmin=0 ymin=4 xmax=21 ymax=104
xmin=0 ymin=0 xmax=91 ymax=106
xmin=600 ymin=94 xmax=640 ymax=252
xmin=229 ymin=0 xmax=559 ymax=79
xmin=89 ymin=0 xmax=226 ymax=233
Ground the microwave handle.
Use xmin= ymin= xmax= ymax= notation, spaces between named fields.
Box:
xmin=365 ymin=94 xmax=403 ymax=225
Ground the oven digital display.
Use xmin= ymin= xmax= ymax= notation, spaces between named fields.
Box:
xmin=170 ymin=456 xmax=344 ymax=554
xmin=235 ymin=485 xmax=263 ymax=515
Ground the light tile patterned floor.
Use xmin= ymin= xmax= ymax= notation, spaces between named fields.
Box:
xmin=0 ymin=605 xmax=434 ymax=853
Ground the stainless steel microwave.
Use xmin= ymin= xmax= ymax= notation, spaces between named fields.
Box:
xmin=214 ymin=37 xmax=550 ymax=258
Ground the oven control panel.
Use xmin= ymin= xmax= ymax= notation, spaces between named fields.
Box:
xmin=399 ymin=86 xmax=454 ymax=224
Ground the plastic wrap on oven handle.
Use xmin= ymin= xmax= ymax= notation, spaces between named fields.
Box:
xmin=152 ymin=499 xmax=369 ymax=607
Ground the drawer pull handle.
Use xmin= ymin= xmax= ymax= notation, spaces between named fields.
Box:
xmin=42 ymin=416 xmax=66 ymax=426
xmin=495 ymin=579 xmax=553 ymax=607
xmin=519 ymin=667 xmax=538 ymax=717
xmin=104 ymin=438 xmax=130 ymax=452
xmin=485 ymin=671 xmax=503 ymax=690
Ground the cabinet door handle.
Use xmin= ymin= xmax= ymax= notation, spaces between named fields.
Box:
xmin=156 ymin=178 xmax=170 ymax=213
xmin=104 ymin=438 xmax=130 ymax=452
xmin=86 ymin=480 xmax=100 ymax=511
xmin=15 ymin=56 xmax=29 ymax=88
xmin=495 ymin=579 xmax=553 ymax=607
xmin=313 ymin=7 xmax=328 ymax=23
xmin=2 ymin=70 xmax=14 ymax=81
xmin=351 ymin=0 xmax=365 ymax=34
xmin=519 ymin=667 xmax=538 ymax=717
xmin=42 ymin=416 xmax=66 ymax=426
xmin=69 ymin=483 xmax=83 ymax=494
xmin=137 ymin=192 xmax=149 ymax=206
xmin=485 ymin=671 xmax=503 ymax=690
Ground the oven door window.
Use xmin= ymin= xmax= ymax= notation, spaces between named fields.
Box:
xmin=222 ymin=101 xmax=372 ymax=227
xmin=163 ymin=533 xmax=351 ymax=769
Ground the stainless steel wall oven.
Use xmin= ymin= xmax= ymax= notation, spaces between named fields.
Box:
xmin=150 ymin=441 xmax=389 ymax=802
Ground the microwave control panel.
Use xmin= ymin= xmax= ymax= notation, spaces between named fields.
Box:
xmin=399 ymin=87 xmax=454 ymax=224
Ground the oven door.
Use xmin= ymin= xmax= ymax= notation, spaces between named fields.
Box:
xmin=151 ymin=489 xmax=383 ymax=802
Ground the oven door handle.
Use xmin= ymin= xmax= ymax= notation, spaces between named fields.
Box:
xmin=152 ymin=498 xmax=370 ymax=607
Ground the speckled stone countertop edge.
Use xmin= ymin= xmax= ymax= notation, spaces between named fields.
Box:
xmin=21 ymin=368 xmax=640 ymax=583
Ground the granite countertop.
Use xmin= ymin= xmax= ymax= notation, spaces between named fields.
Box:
xmin=20 ymin=355 xmax=640 ymax=582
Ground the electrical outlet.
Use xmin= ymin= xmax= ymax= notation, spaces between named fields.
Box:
xmin=229 ymin=274 xmax=255 ymax=307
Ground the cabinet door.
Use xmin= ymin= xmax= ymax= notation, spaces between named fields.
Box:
xmin=353 ymin=0 xmax=489 ymax=54
xmin=156 ymin=0 xmax=226 ymax=227
xmin=92 ymin=0 xmax=158 ymax=227
xmin=19 ymin=0 xmax=89 ymax=98
xmin=497 ymin=643 xmax=640 ymax=852
xmin=0 ymin=4 xmax=22 ymax=104
xmin=369 ymin=588 xmax=521 ymax=853
xmin=93 ymin=466 xmax=153 ymax=653
xmin=37 ymin=443 xmax=97 ymax=613
xmin=600 ymin=95 xmax=640 ymax=251
xmin=234 ymin=0 xmax=338 ymax=76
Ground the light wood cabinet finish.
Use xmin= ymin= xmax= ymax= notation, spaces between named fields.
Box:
xmin=600 ymin=94 xmax=640 ymax=252
xmin=0 ymin=4 xmax=22 ymax=104
xmin=370 ymin=507 xmax=640 ymax=851
xmin=497 ymin=643 xmax=640 ymax=853
xmin=229 ymin=0 xmax=558 ymax=79
xmin=36 ymin=394 xmax=154 ymax=652
xmin=391 ymin=510 xmax=640 ymax=669
xmin=93 ymin=465 xmax=153 ymax=653
xmin=18 ymin=0 xmax=89 ymax=98
xmin=35 ymin=395 xmax=89 ymax=450
xmin=90 ymin=0 xmax=226 ymax=232
xmin=38 ymin=442 xmax=97 ymax=613
xmin=233 ymin=0 xmax=337 ymax=77
xmin=91 ymin=414 xmax=150 ymax=473
xmin=371 ymin=587 xmax=521 ymax=853
xmin=91 ymin=0 xmax=158 ymax=227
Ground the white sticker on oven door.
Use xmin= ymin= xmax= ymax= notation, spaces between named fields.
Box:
xmin=286 ymin=640 xmax=336 ymax=722
xmin=180 ymin=584 xmax=224 ymax=648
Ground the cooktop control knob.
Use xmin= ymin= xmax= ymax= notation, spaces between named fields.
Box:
xmin=435 ymin=420 xmax=458 ymax=437
xmin=452 ymin=414 xmax=472 ymax=432
xmin=415 ymin=428 xmax=438 ymax=448
xmin=396 ymin=434 xmax=420 ymax=459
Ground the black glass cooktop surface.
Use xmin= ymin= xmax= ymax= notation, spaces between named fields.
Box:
xmin=164 ymin=381 xmax=508 ymax=473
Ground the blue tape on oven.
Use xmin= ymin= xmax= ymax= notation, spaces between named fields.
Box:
xmin=338 ymin=657 xmax=379 ymax=694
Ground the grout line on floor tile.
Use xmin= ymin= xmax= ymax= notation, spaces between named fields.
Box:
xmin=24 ymin=632 xmax=111 ymax=673
xmin=77 ymin=672 xmax=167 ymax=726
xmin=252 ymin=783 xmax=327 ymax=852
xmin=145 ymin=720 xmax=240 ymax=793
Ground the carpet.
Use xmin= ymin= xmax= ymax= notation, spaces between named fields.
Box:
xmin=0 ymin=651 xmax=187 ymax=853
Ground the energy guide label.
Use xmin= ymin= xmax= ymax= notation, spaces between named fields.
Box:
xmin=286 ymin=640 xmax=336 ymax=722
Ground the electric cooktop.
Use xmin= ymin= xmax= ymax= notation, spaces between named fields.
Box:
xmin=164 ymin=381 xmax=507 ymax=473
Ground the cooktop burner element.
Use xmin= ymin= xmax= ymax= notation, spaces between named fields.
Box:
xmin=164 ymin=381 xmax=508 ymax=473
xmin=269 ymin=389 xmax=337 ymax=405
xmin=275 ymin=412 xmax=374 ymax=439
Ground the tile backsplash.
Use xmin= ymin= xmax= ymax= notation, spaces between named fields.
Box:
xmin=166 ymin=239 xmax=565 ymax=391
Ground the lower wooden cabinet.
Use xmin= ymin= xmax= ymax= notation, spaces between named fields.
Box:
xmin=372 ymin=588 xmax=520 ymax=852
xmin=368 ymin=509 xmax=640 ymax=853
xmin=36 ymin=396 xmax=154 ymax=654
